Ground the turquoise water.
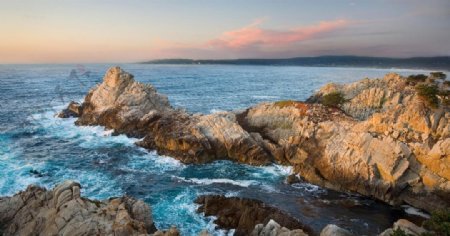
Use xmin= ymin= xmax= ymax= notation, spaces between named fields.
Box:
xmin=0 ymin=64 xmax=432 ymax=235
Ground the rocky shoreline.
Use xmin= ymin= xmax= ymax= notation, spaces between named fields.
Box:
xmin=60 ymin=66 xmax=449 ymax=213
xmin=31 ymin=66 xmax=449 ymax=235
xmin=1 ymin=182 xmax=437 ymax=236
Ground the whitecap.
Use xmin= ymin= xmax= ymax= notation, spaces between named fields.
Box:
xmin=173 ymin=176 xmax=258 ymax=188
xmin=210 ymin=108 xmax=226 ymax=114
xmin=291 ymin=182 xmax=326 ymax=194
xmin=401 ymin=205 xmax=430 ymax=218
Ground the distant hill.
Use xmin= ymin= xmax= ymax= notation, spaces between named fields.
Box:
xmin=141 ymin=56 xmax=450 ymax=71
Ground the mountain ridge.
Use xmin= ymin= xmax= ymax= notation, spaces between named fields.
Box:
xmin=141 ymin=55 xmax=450 ymax=71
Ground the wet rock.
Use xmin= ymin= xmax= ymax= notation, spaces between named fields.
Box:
xmin=195 ymin=195 xmax=312 ymax=236
xmin=0 ymin=180 xmax=157 ymax=236
xmin=57 ymin=101 xmax=83 ymax=118
xmin=286 ymin=174 xmax=302 ymax=184
xmin=320 ymin=224 xmax=353 ymax=236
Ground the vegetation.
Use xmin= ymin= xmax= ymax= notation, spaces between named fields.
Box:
xmin=274 ymin=100 xmax=298 ymax=108
xmin=422 ymin=209 xmax=450 ymax=236
xmin=391 ymin=228 xmax=410 ymax=236
xmin=321 ymin=91 xmax=346 ymax=107
xmin=407 ymin=74 xmax=428 ymax=85
xmin=430 ymin=71 xmax=447 ymax=80
xmin=415 ymin=84 xmax=439 ymax=109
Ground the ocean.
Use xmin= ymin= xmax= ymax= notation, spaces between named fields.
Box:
xmin=0 ymin=64 xmax=432 ymax=235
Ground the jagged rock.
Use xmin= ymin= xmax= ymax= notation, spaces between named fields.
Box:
xmin=152 ymin=225 xmax=180 ymax=236
xmin=60 ymin=67 xmax=450 ymax=212
xmin=57 ymin=101 xmax=83 ymax=118
xmin=378 ymin=219 xmax=428 ymax=236
xmin=320 ymin=224 xmax=354 ymax=236
xmin=194 ymin=195 xmax=312 ymax=236
xmin=251 ymin=219 xmax=308 ymax=236
xmin=0 ymin=181 xmax=157 ymax=236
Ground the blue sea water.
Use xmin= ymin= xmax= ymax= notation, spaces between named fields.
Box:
xmin=0 ymin=64 xmax=433 ymax=235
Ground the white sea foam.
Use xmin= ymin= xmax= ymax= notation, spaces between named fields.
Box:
xmin=173 ymin=176 xmax=258 ymax=188
xmin=33 ymin=109 xmax=137 ymax=148
xmin=252 ymin=164 xmax=292 ymax=178
xmin=401 ymin=205 xmax=430 ymax=218
xmin=210 ymin=108 xmax=226 ymax=114
xmin=291 ymin=182 xmax=326 ymax=194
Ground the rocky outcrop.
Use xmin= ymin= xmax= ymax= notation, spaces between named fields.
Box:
xmin=236 ymin=73 xmax=449 ymax=212
xmin=61 ymin=67 xmax=450 ymax=212
xmin=379 ymin=219 xmax=428 ymax=236
xmin=57 ymin=101 xmax=83 ymax=118
xmin=252 ymin=219 xmax=308 ymax=236
xmin=194 ymin=195 xmax=312 ymax=236
xmin=0 ymin=181 xmax=157 ymax=236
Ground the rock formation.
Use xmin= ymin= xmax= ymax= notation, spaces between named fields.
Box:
xmin=378 ymin=219 xmax=428 ymax=236
xmin=61 ymin=67 xmax=450 ymax=213
xmin=194 ymin=195 xmax=312 ymax=236
xmin=0 ymin=181 xmax=158 ymax=236
xmin=251 ymin=219 xmax=308 ymax=236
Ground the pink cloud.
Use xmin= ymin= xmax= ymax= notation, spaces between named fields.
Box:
xmin=206 ymin=19 xmax=350 ymax=50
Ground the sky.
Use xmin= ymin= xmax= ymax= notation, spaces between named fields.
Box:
xmin=1 ymin=0 xmax=449 ymax=63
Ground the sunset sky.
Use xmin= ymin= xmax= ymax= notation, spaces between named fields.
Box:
xmin=1 ymin=0 xmax=449 ymax=63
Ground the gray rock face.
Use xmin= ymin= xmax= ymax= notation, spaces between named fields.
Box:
xmin=0 ymin=180 xmax=156 ymax=236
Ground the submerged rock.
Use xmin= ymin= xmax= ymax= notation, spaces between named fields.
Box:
xmin=194 ymin=195 xmax=312 ymax=236
xmin=0 ymin=180 xmax=157 ymax=236
xmin=60 ymin=67 xmax=450 ymax=212
xmin=57 ymin=101 xmax=83 ymax=118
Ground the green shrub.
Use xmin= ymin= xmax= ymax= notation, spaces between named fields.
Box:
xmin=407 ymin=74 xmax=428 ymax=85
xmin=430 ymin=72 xmax=447 ymax=80
xmin=422 ymin=209 xmax=450 ymax=236
xmin=415 ymin=84 xmax=439 ymax=109
xmin=391 ymin=228 xmax=409 ymax=236
xmin=274 ymin=100 xmax=296 ymax=108
xmin=321 ymin=91 xmax=346 ymax=107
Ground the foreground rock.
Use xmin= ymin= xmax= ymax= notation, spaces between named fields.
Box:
xmin=0 ymin=181 xmax=157 ymax=236
xmin=61 ymin=67 xmax=450 ymax=212
xmin=252 ymin=219 xmax=308 ymax=236
xmin=195 ymin=195 xmax=311 ymax=236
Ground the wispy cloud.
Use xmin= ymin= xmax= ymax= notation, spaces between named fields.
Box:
xmin=205 ymin=19 xmax=350 ymax=50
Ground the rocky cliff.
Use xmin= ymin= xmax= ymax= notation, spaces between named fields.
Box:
xmin=61 ymin=67 xmax=449 ymax=213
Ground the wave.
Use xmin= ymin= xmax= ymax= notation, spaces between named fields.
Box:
xmin=402 ymin=205 xmax=430 ymax=218
xmin=173 ymin=176 xmax=258 ymax=188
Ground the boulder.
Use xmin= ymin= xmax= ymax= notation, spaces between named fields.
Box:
xmin=320 ymin=224 xmax=354 ymax=236
xmin=251 ymin=219 xmax=308 ymax=236
xmin=57 ymin=101 xmax=83 ymax=118
xmin=0 ymin=181 xmax=157 ymax=236
xmin=378 ymin=219 xmax=428 ymax=236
